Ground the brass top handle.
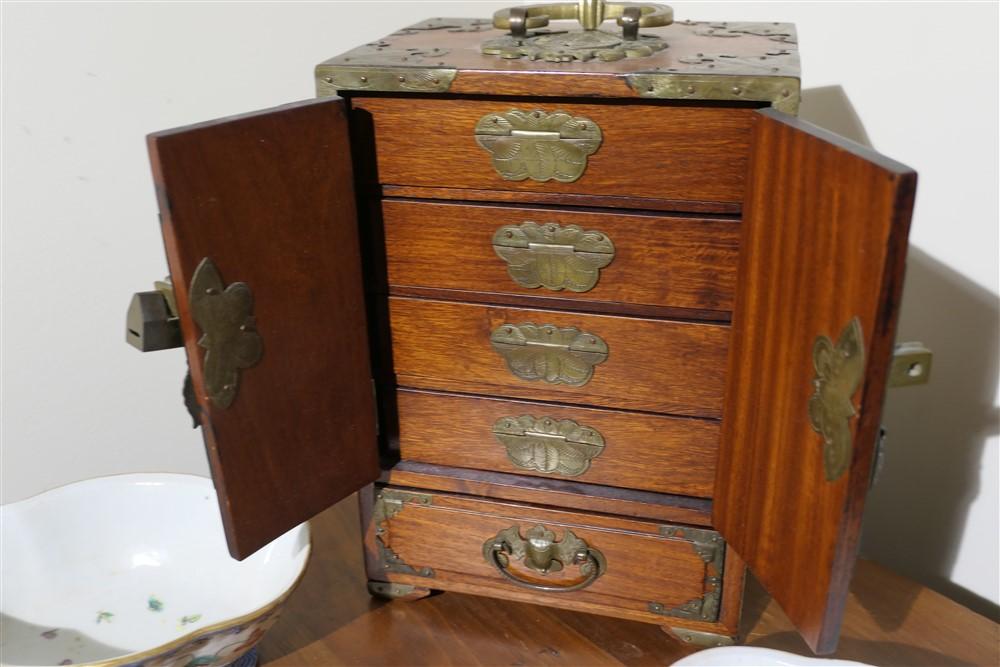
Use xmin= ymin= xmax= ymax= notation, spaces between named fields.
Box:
xmin=494 ymin=0 xmax=673 ymax=40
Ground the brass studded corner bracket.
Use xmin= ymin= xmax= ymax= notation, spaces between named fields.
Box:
xmin=649 ymin=525 xmax=725 ymax=622
xmin=627 ymin=73 xmax=800 ymax=115
xmin=483 ymin=524 xmax=607 ymax=592
xmin=493 ymin=221 xmax=615 ymax=292
xmin=808 ymin=317 xmax=865 ymax=482
xmin=316 ymin=66 xmax=456 ymax=95
xmin=189 ymin=258 xmax=263 ymax=409
xmin=475 ymin=110 xmax=602 ymax=183
xmin=493 ymin=415 xmax=606 ymax=476
xmin=491 ymin=323 xmax=608 ymax=386
xmin=483 ymin=1 xmax=672 ymax=62
xmin=372 ymin=489 xmax=436 ymax=578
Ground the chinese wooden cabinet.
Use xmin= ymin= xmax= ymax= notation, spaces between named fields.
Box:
xmin=128 ymin=1 xmax=931 ymax=654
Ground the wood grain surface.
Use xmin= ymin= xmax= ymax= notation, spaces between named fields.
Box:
xmin=382 ymin=462 xmax=715 ymax=527
xmin=396 ymin=389 xmax=719 ymax=497
xmin=380 ymin=185 xmax=743 ymax=215
xmin=714 ymin=109 xmax=917 ymax=653
xmin=148 ymin=98 xmax=379 ymax=559
xmin=382 ymin=199 xmax=740 ymax=313
xmin=389 ymin=297 xmax=729 ymax=417
xmin=259 ymin=496 xmax=1000 ymax=667
xmin=368 ymin=488 xmax=728 ymax=629
xmin=350 ymin=97 xmax=754 ymax=204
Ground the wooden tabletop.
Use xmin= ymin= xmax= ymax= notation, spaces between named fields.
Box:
xmin=259 ymin=496 xmax=999 ymax=666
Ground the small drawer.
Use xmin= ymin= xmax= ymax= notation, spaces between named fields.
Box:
xmin=389 ymin=297 xmax=728 ymax=418
xmin=383 ymin=199 xmax=739 ymax=314
xmin=368 ymin=487 xmax=728 ymax=626
xmin=397 ymin=389 xmax=719 ymax=498
xmin=351 ymin=97 xmax=754 ymax=205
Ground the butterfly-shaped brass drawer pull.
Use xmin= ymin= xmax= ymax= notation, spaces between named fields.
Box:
xmin=493 ymin=221 xmax=614 ymax=292
xmin=474 ymin=109 xmax=602 ymax=183
xmin=490 ymin=323 xmax=608 ymax=386
xmin=492 ymin=415 xmax=605 ymax=477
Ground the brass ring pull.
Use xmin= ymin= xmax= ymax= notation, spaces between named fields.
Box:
xmin=493 ymin=1 xmax=672 ymax=38
xmin=482 ymin=525 xmax=607 ymax=593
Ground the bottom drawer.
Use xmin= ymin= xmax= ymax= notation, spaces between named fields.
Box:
xmin=366 ymin=487 xmax=737 ymax=632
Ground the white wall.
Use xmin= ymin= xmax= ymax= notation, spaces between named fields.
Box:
xmin=3 ymin=2 xmax=997 ymax=618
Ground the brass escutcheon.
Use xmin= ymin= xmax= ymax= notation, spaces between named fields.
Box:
xmin=808 ymin=317 xmax=865 ymax=481
xmin=188 ymin=257 xmax=263 ymax=409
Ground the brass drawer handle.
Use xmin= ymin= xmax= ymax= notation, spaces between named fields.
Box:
xmin=493 ymin=221 xmax=615 ymax=292
xmin=493 ymin=415 xmax=605 ymax=476
xmin=474 ymin=109 xmax=602 ymax=183
xmin=490 ymin=323 xmax=608 ymax=386
xmin=483 ymin=525 xmax=607 ymax=593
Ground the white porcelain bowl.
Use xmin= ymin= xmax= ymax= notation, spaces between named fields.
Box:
xmin=1 ymin=474 xmax=310 ymax=667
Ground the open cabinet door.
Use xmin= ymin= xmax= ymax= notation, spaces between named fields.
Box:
xmin=148 ymin=98 xmax=379 ymax=560
xmin=715 ymin=109 xmax=916 ymax=653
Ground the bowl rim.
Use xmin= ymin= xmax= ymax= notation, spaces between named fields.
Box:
xmin=1 ymin=473 xmax=313 ymax=667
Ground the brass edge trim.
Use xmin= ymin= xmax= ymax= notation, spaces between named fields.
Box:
xmin=315 ymin=64 xmax=457 ymax=96
xmin=74 ymin=525 xmax=313 ymax=667
xmin=625 ymin=73 xmax=801 ymax=115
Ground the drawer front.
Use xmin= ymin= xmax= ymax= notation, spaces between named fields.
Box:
xmin=370 ymin=488 xmax=726 ymax=624
xmin=351 ymin=97 xmax=754 ymax=205
xmin=383 ymin=199 xmax=739 ymax=313
xmin=389 ymin=297 xmax=728 ymax=417
xmin=397 ymin=389 xmax=719 ymax=497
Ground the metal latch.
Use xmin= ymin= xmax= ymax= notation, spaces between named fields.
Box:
xmin=888 ymin=342 xmax=932 ymax=388
xmin=126 ymin=278 xmax=182 ymax=352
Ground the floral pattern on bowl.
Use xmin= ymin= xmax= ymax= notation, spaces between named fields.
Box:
xmin=1 ymin=474 xmax=310 ymax=667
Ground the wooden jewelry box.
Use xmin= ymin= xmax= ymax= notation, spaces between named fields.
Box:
xmin=127 ymin=1 xmax=932 ymax=654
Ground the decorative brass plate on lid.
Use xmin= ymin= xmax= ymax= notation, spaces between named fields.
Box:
xmin=483 ymin=0 xmax=672 ymax=61
xmin=189 ymin=257 xmax=263 ymax=409
xmin=808 ymin=317 xmax=864 ymax=482
xmin=493 ymin=415 xmax=605 ymax=476
xmin=474 ymin=110 xmax=602 ymax=183
xmin=483 ymin=525 xmax=607 ymax=592
xmin=493 ymin=221 xmax=614 ymax=292
xmin=491 ymin=323 xmax=608 ymax=386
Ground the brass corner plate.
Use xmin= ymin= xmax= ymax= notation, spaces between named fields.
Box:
xmin=652 ymin=524 xmax=725 ymax=622
xmin=189 ymin=257 xmax=263 ymax=409
xmin=372 ymin=489 xmax=435 ymax=578
xmin=493 ymin=221 xmax=615 ymax=292
xmin=493 ymin=415 xmax=605 ymax=476
xmin=491 ymin=322 xmax=608 ymax=386
xmin=475 ymin=110 xmax=602 ymax=183
xmin=808 ymin=317 xmax=865 ymax=482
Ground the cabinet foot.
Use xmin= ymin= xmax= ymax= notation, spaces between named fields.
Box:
xmin=367 ymin=580 xmax=435 ymax=601
xmin=659 ymin=625 xmax=736 ymax=649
